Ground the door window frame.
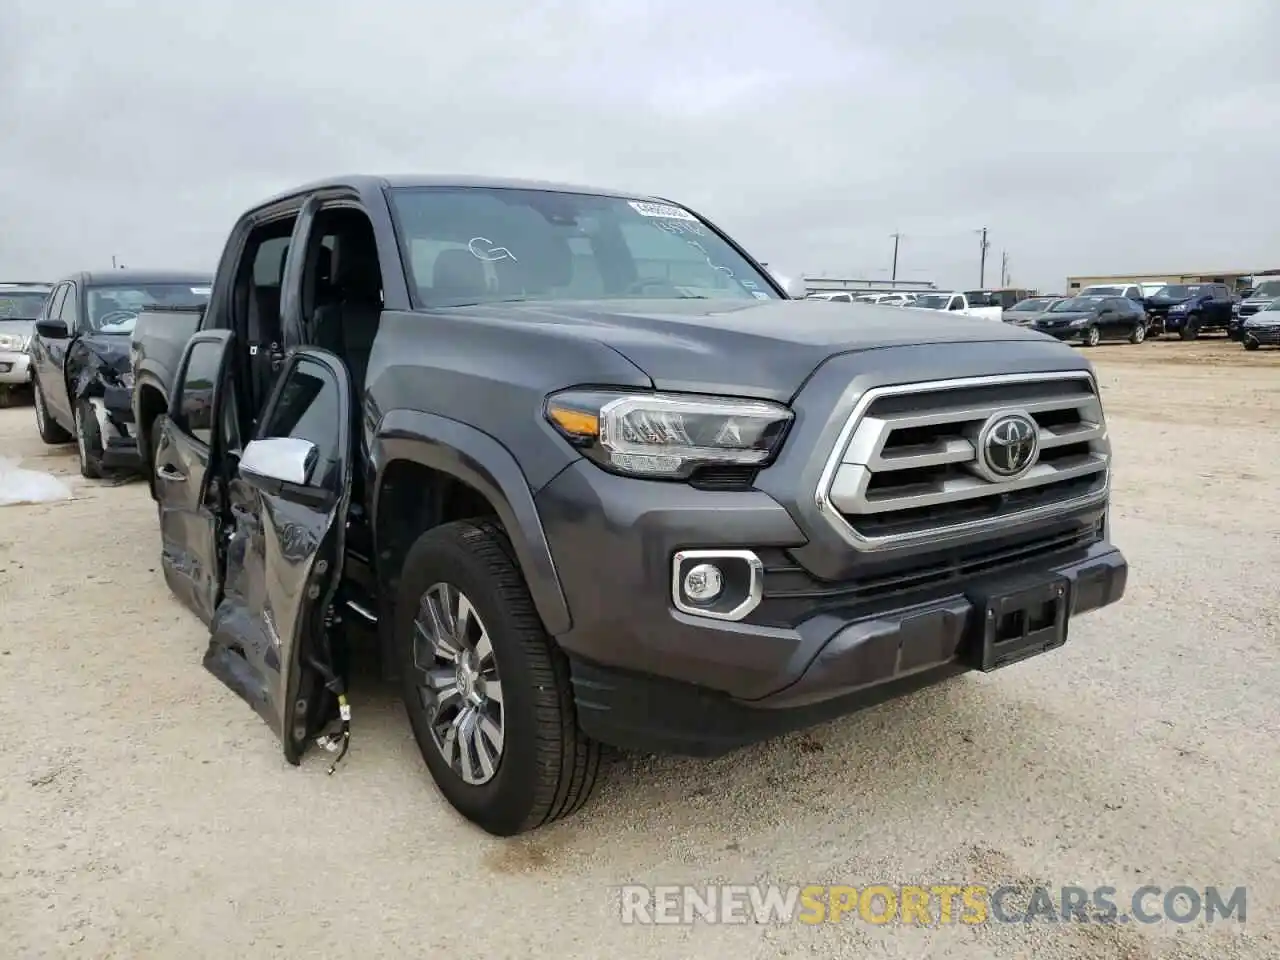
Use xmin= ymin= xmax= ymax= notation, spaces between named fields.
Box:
xmin=169 ymin=333 xmax=235 ymax=449
xmin=252 ymin=351 xmax=349 ymax=493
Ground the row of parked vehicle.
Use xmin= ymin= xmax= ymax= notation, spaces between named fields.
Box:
xmin=804 ymin=278 xmax=1280 ymax=350
xmin=1 ymin=175 xmax=1130 ymax=837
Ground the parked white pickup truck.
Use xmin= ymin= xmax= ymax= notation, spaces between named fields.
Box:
xmin=907 ymin=290 xmax=1004 ymax=321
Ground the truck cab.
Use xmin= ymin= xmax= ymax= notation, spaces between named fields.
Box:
xmin=908 ymin=291 xmax=1004 ymax=320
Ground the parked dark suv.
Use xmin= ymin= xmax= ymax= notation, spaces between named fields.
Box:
xmin=1145 ymin=283 xmax=1234 ymax=340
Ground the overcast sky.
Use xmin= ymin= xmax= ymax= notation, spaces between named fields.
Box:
xmin=2 ymin=0 xmax=1277 ymax=292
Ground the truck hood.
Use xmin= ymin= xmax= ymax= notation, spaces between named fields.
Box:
xmin=440 ymin=297 xmax=1064 ymax=401
xmin=1147 ymin=296 xmax=1194 ymax=307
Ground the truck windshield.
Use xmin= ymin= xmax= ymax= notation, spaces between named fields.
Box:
xmin=1153 ymin=285 xmax=1201 ymax=298
xmin=912 ymin=294 xmax=950 ymax=309
xmin=87 ymin=283 xmax=211 ymax=334
xmin=1251 ymin=280 xmax=1280 ymax=298
xmin=387 ymin=186 xmax=779 ymax=307
xmin=0 ymin=291 xmax=49 ymax=319
xmin=1049 ymin=297 xmax=1103 ymax=312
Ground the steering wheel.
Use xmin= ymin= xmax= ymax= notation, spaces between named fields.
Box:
xmin=624 ymin=278 xmax=683 ymax=296
xmin=96 ymin=310 xmax=137 ymax=329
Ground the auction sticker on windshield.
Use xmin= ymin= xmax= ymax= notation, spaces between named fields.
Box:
xmin=629 ymin=201 xmax=698 ymax=221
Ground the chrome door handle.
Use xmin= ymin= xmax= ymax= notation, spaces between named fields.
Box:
xmin=157 ymin=464 xmax=186 ymax=482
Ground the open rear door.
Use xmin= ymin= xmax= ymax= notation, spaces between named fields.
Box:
xmin=203 ymin=347 xmax=353 ymax=763
xmin=155 ymin=330 xmax=234 ymax=626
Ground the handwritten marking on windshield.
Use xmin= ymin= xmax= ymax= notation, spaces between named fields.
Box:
xmin=652 ymin=219 xmax=705 ymax=238
xmin=468 ymin=237 xmax=518 ymax=262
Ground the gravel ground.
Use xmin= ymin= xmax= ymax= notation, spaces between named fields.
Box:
xmin=1 ymin=338 xmax=1277 ymax=959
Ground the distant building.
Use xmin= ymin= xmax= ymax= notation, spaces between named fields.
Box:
xmin=801 ymin=274 xmax=939 ymax=296
xmin=1067 ymin=268 xmax=1280 ymax=293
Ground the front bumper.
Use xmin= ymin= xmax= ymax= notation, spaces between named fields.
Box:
xmin=0 ymin=351 xmax=32 ymax=385
xmin=1242 ymin=324 xmax=1280 ymax=347
xmin=1033 ymin=324 xmax=1087 ymax=341
xmin=538 ymin=458 xmax=1126 ymax=757
xmin=566 ymin=543 xmax=1126 ymax=756
xmin=88 ymin=384 xmax=141 ymax=469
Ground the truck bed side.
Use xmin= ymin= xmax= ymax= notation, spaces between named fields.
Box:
xmin=130 ymin=306 xmax=205 ymax=404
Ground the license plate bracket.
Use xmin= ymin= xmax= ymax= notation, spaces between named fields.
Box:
xmin=967 ymin=575 xmax=1070 ymax=672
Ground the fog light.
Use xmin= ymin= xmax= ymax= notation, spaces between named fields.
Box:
xmin=671 ymin=549 xmax=764 ymax=622
xmin=682 ymin=563 xmax=724 ymax=602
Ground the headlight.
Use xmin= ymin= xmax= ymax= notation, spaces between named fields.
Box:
xmin=545 ymin=390 xmax=793 ymax=480
xmin=1069 ymin=317 xmax=1090 ymax=327
xmin=1170 ymin=303 xmax=1188 ymax=312
xmin=1232 ymin=303 xmax=1241 ymax=313
xmin=0 ymin=333 xmax=25 ymax=351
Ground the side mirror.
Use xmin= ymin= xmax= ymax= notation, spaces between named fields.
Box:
xmin=35 ymin=318 xmax=69 ymax=339
xmin=239 ymin=437 xmax=324 ymax=505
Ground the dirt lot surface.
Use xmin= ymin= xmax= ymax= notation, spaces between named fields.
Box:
xmin=2 ymin=338 xmax=1277 ymax=959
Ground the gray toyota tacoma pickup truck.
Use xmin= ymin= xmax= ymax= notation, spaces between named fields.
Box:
xmin=129 ymin=174 xmax=1127 ymax=836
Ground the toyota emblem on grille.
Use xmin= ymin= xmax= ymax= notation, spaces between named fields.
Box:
xmin=979 ymin=411 xmax=1039 ymax=479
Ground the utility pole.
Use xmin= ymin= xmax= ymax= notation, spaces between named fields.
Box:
xmin=976 ymin=227 xmax=990 ymax=287
xmin=111 ymin=255 xmax=117 ymax=269
xmin=890 ymin=232 xmax=902 ymax=283
xmin=1000 ymin=250 xmax=1009 ymax=287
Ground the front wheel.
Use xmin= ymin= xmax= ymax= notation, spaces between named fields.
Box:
xmin=1179 ymin=315 xmax=1201 ymax=340
xmin=394 ymin=518 xmax=601 ymax=836
xmin=33 ymin=377 xmax=71 ymax=444
xmin=1243 ymin=338 xmax=1260 ymax=351
xmin=73 ymin=399 xmax=105 ymax=479
xmin=1080 ymin=325 xmax=1101 ymax=347
xmin=1128 ymin=323 xmax=1147 ymax=344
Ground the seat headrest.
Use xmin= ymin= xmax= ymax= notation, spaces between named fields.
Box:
xmin=433 ymin=249 xmax=487 ymax=298
xmin=333 ymin=237 xmax=381 ymax=301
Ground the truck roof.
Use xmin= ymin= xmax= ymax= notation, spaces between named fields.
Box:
xmin=56 ymin=269 xmax=213 ymax=286
xmin=255 ymin=173 xmax=663 ymax=209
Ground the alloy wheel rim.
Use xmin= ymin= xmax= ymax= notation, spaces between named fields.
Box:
xmin=412 ymin=582 xmax=505 ymax=785
xmin=34 ymin=387 xmax=45 ymax=429
xmin=1087 ymin=327 xmax=1099 ymax=346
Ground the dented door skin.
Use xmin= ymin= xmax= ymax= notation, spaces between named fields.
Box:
xmin=203 ymin=349 xmax=353 ymax=763
xmin=154 ymin=330 xmax=234 ymax=625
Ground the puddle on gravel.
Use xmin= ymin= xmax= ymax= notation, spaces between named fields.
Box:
xmin=0 ymin=456 xmax=74 ymax=507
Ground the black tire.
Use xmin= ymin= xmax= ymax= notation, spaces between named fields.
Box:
xmin=32 ymin=377 xmax=71 ymax=444
xmin=1243 ymin=338 xmax=1260 ymax=351
xmin=1179 ymin=315 xmax=1200 ymax=340
xmin=1080 ymin=325 xmax=1100 ymax=348
xmin=395 ymin=518 xmax=600 ymax=836
xmin=1128 ymin=323 xmax=1147 ymax=344
xmin=73 ymin=399 xmax=105 ymax=479
xmin=146 ymin=413 xmax=167 ymax=498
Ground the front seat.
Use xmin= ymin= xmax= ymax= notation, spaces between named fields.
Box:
xmin=432 ymin=249 xmax=488 ymax=300
xmin=311 ymin=233 xmax=383 ymax=396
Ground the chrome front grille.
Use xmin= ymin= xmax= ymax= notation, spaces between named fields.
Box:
xmin=816 ymin=372 xmax=1109 ymax=551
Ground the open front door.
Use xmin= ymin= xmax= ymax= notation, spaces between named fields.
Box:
xmin=155 ymin=330 xmax=234 ymax=626
xmin=204 ymin=347 xmax=354 ymax=763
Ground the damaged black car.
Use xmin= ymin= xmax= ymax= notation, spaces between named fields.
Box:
xmin=29 ymin=269 xmax=212 ymax=477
